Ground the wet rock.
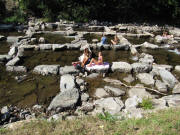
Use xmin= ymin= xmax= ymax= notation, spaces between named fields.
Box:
xmin=128 ymin=84 xmax=153 ymax=99
xmin=130 ymin=46 xmax=138 ymax=55
xmin=94 ymin=88 xmax=110 ymax=98
xmin=81 ymin=93 xmax=89 ymax=102
xmin=123 ymin=74 xmax=135 ymax=83
xmin=155 ymin=35 xmax=168 ymax=44
xmin=169 ymin=28 xmax=180 ymax=37
xmin=139 ymin=53 xmax=154 ymax=65
xmin=155 ymin=80 xmax=168 ymax=93
xmin=161 ymin=95 xmax=180 ymax=107
xmin=39 ymin=37 xmax=45 ymax=43
xmin=0 ymin=35 xmax=6 ymax=41
xmin=6 ymin=57 xmax=20 ymax=66
xmin=30 ymin=38 xmax=37 ymax=44
xmin=112 ymin=44 xmax=129 ymax=51
xmin=67 ymin=43 xmax=81 ymax=50
xmin=60 ymin=74 xmax=76 ymax=92
xmin=59 ymin=66 xmax=79 ymax=75
xmin=6 ymin=66 xmax=27 ymax=72
xmin=52 ymin=44 xmax=67 ymax=51
xmin=125 ymin=96 xmax=142 ymax=109
xmin=175 ymin=65 xmax=180 ymax=73
xmin=17 ymin=47 xmax=24 ymax=57
xmin=0 ymin=55 xmax=12 ymax=62
xmin=131 ymin=62 xmax=152 ymax=73
xmin=111 ymin=62 xmax=132 ymax=73
xmin=172 ymin=83 xmax=180 ymax=94
xmin=93 ymin=97 xmax=124 ymax=115
xmin=48 ymin=88 xmax=79 ymax=111
xmin=159 ymin=69 xmax=178 ymax=89
xmin=76 ymin=78 xmax=84 ymax=86
xmin=137 ymin=73 xmax=155 ymax=86
xmin=8 ymin=46 xmax=18 ymax=56
xmin=104 ymin=86 xmax=125 ymax=97
xmin=141 ymin=42 xmax=158 ymax=49
xmin=33 ymin=65 xmax=60 ymax=75
xmin=39 ymin=44 xmax=52 ymax=50
xmin=32 ymin=105 xmax=43 ymax=110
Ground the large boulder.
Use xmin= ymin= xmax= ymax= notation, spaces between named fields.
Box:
xmin=159 ymin=69 xmax=178 ymax=89
xmin=0 ymin=35 xmax=6 ymax=41
xmin=161 ymin=95 xmax=180 ymax=107
xmin=175 ymin=65 xmax=180 ymax=73
xmin=172 ymin=83 xmax=180 ymax=94
xmin=48 ymin=88 xmax=79 ymax=111
xmin=6 ymin=57 xmax=20 ymax=66
xmin=123 ymin=74 xmax=135 ymax=83
xmin=60 ymin=74 xmax=76 ymax=92
xmin=93 ymin=97 xmax=124 ymax=115
xmin=155 ymin=80 xmax=168 ymax=93
xmin=136 ymin=73 xmax=155 ymax=86
xmin=153 ymin=64 xmax=173 ymax=72
xmin=128 ymin=84 xmax=153 ymax=99
xmin=8 ymin=46 xmax=18 ymax=56
xmin=7 ymin=36 xmax=19 ymax=43
xmin=139 ymin=53 xmax=154 ymax=65
xmin=59 ymin=66 xmax=79 ymax=75
xmin=151 ymin=99 xmax=167 ymax=110
xmin=125 ymin=96 xmax=142 ymax=109
xmin=33 ymin=65 xmax=60 ymax=75
xmin=169 ymin=28 xmax=180 ymax=37
xmin=141 ymin=42 xmax=158 ymax=49
xmin=104 ymin=86 xmax=125 ymax=97
xmin=131 ymin=62 xmax=152 ymax=73
xmin=94 ymin=88 xmax=110 ymax=98
xmin=155 ymin=35 xmax=168 ymax=44
xmin=111 ymin=62 xmax=132 ymax=73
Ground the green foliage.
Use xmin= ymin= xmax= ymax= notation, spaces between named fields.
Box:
xmin=139 ymin=98 xmax=154 ymax=110
xmin=98 ymin=112 xmax=117 ymax=122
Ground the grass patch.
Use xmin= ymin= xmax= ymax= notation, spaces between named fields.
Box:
xmin=139 ymin=98 xmax=154 ymax=110
xmin=1 ymin=108 xmax=180 ymax=135
xmin=97 ymin=112 xmax=117 ymax=122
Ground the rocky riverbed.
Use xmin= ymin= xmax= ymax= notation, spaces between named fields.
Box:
xmin=0 ymin=20 xmax=180 ymax=127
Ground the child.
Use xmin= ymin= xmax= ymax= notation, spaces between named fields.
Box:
xmin=87 ymin=52 xmax=103 ymax=67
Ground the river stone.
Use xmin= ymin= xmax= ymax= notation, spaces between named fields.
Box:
xmin=137 ymin=73 xmax=155 ymax=86
xmin=94 ymin=88 xmax=110 ymax=98
xmin=159 ymin=69 xmax=178 ymax=89
xmin=111 ymin=62 xmax=132 ymax=73
xmin=59 ymin=66 xmax=79 ymax=75
xmin=131 ymin=62 xmax=152 ymax=73
xmin=172 ymin=83 xmax=180 ymax=94
xmin=155 ymin=80 xmax=168 ymax=93
xmin=81 ymin=93 xmax=89 ymax=102
xmin=161 ymin=95 xmax=180 ymax=107
xmin=175 ymin=65 xmax=180 ymax=73
xmin=39 ymin=44 xmax=52 ymax=50
xmin=7 ymin=36 xmax=19 ymax=43
xmin=151 ymin=99 xmax=167 ymax=110
xmin=155 ymin=35 xmax=167 ymax=44
xmin=0 ymin=55 xmax=12 ymax=62
xmin=6 ymin=57 xmax=20 ymax=66
xmin=76 ymin=78 xmax=84 ymax=86
xmin=123 ymin=74 xmax=134 ymax=83
xmin=123 ymin=108 xmax=143 ymax=119
xmin=104 ymin=86 xmax=125 ymax=96
xmin=67 ymin=43 xmax=81 ymax=50
xmin=141 ymin=42 xmax=158 ymax=49
xmin=128 ymin=84 xmax=153 ymax=99
xmin=8 ymin=46 xmax=18 ymax=56
xmin=86 ymin=73 xmax=99 ymax=78
xmin=17 ymin=47 xmax=24 ymax=57
xmin=60 ymin=74 xmax=75 ymax=92
xmin=48 ymin=114 xmax=63 ymax=121
xmin=52 ymin=44 xmax=67 ymax=51
xmin=33 ymin=65 xmax=60 ymax=75
xmin=125 ymin=96 xmax=142 ymax=109
xmin=48 ymin=88 xmax=79 ymax=111
xmin=93 ymin=97 xmax=124 ymax=115
xmin=79 ymin=102 xmax=94 ymax=112
xmin=139 ymin=55 xmax=154 ymax=65
xmin=1 ymin=106 xmax=9 ymax=114
xmin=6 ymin=66 xmax=27 ymax=72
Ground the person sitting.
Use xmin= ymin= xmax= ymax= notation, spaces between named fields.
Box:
xmin=87 ymin=51 xmax=103 ymax=67
xmin=100 ymin=34 xmax=107 ymax=45
xmin=72 ymin=47 xmax=91 ymax=68
xmin=111 ymin=35 xmax=119 ymax=45
xmin=162 ymin=31 xmax=173 ymax=38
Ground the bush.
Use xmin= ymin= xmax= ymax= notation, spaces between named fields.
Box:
xmin=139 ymin=98 xmax=154 ymax=110
xmin=98 ymin=112 xmax=117 ymax=122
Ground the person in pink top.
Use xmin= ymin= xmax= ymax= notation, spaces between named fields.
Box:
xmin=87 ymin=51 xmax=103 ymax=67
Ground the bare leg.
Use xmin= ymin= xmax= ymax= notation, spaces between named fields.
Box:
xmin=111 ymin=40 xmax=116 ymax=45
xmin=81 ymin=56 xmax=88 ymax=67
